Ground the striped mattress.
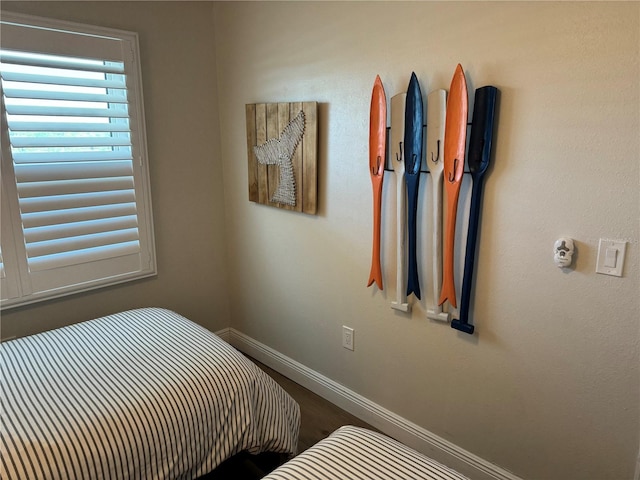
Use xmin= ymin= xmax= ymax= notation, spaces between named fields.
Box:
xmin=1 ymin=307 xmax=300 ymax=479
xmin=263 ymin=426 xmax=469 ymax=480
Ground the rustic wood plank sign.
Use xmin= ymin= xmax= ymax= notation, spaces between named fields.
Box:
xmin=246 ymin=102 xmax=318 ymax=214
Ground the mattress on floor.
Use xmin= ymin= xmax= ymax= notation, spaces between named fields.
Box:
xmin=263 ymin=425 xmax=469 ymax=480
xmin=1 ymin=307 xmax=300 ymax=479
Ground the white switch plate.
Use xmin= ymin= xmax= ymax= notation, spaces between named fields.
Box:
xmin=342 ymin=326 xmax=354 ymax=351
xmin=596 ymin=239 xmax=626 ymax=277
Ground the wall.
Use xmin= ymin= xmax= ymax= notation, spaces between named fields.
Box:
xmin=0 ymin=2 xmax=230 ymax=337
xmin=212 ymin=2 xmax=639 ymax=479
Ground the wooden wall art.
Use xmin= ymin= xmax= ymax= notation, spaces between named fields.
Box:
xmin=404 ymin=72 xmax=424 ymax=301
xmin=367 ymin=76 xmax=386 ymax=291
xmin=438 ymin=64 xmax=468 ymax=309
xmin=371 ymin=66 xmax=499 ymax=336
xmin=245 ymin=102 xmax=318 ymax=214
xmin=451 ymin=85 xmax=497 ymax=335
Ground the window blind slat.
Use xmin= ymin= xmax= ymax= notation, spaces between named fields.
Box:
xmin=18 ymin=177 xmax=134 ymax=197
xmin=0 ymin=71 xmax=126 ymax=90
xmin=6 ymin=104 xmax=129 ymax=118
xmin=19 ymin=190 xmax=136 ymax=214
xmin=0 ymin=52 xmax=125 ymax=74
xmin=21 ymin=203 xmax=138 ymax=229
xmin=6 ymin=121 xmax=130 ymax=132
xmin=27 ymin=241 xmax=141 ymax=272
xmin=10 ymin=135 xmax=131 ymax=148
xmin=2 ymin=88 xmax=127 ymax=104
xmin=14 ymin=160 xmax=134 ymax=182
xmin=24 ymin=215 xmax=138 ymax=243
xmin=27 ymin=228 xmax=139 ymax=258
xmin=13 ymin=150 xmax=133 ymax=164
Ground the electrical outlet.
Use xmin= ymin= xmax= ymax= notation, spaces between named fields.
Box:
xmin=342 ymin=326 xmax=354 ymax=351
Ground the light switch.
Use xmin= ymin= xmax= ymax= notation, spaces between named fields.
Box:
xmin=596 ymin=239 xmax=626 ymax=277
xmin=604 ymin=248 xmax=617 ymax=268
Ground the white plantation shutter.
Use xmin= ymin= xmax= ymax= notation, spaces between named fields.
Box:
xmin=0 ymin=13 xmax=156 ymax=309
xmin=0 ymin=180 xmax=23 ymax=303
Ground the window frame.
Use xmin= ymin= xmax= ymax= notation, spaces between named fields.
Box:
xmin=0 ymin=12 xmax=156 ymax=310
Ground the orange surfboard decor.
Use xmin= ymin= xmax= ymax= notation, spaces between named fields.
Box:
xmin=439 ymin=64 xmax=468 ymax=308
xmin=367 ymin=75 xmax=386 ymax=289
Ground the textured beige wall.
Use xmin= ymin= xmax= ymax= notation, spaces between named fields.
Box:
xmin=212 ymin=2 xmax=639 ymax=479
xmin=0 ymin=2 xmax=230 ymax=336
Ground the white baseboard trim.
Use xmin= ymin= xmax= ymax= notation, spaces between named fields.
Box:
xmin=214 ymin=327 xmax=231 ymax=343
xmin=225 ymin=328 xmax=521 ymax=480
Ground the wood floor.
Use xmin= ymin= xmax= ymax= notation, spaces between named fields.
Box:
xmin=202 ymin=356 xmax=377 ymax=479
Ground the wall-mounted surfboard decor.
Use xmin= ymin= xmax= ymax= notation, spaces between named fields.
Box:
xmin=367 ymin=76 xmax=387 ymax=290
xmin=246 ymin=102 xmax=318 ymax=214
xmin=389 ymin=92 xmax=410 ymax=312
xmin=404 ymin=72 xmax=423 ymax=300
xmin=425 ymin=89 xmax=449 ymax=322
xmin=451 ymin=86 xmax=498 ymax=335
xmin=364 ymin=67 xmax=498 ymax=334
xmin=439 ymin=64 xmax=468 ymax=309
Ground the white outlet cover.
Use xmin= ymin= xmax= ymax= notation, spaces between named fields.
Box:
xmin=342 ymin=326 xmax=354 ymax=351
xmin=596 ymin=239 xmax=626 ymax=277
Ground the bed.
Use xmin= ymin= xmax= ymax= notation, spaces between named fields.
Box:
xmin=263 ymin=426 xmax=469 ymax=480
xmin=1 ymin=307 xmax=300 ymax=479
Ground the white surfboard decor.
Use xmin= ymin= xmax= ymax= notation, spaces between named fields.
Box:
xmin=426 ymin=89 xmax=449 ymax=322
xmin=390 ymin=93 xmax=410 ymax=313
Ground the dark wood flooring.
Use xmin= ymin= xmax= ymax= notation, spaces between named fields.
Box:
xmin=201 ymin=356 xmax=377 ymax=479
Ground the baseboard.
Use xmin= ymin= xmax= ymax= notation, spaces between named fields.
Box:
xmin=225 ymin=328 xmax=521 ymax=480
xmin=215 ymin=327 xmax=231 ymax=343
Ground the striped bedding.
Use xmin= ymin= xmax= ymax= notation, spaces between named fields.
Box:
xmin=1 ymin=307 xmax=300 ymax=479
xmin=263 ymin=426 xmax=469 ymax=480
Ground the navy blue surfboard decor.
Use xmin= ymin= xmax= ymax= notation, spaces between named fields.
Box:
xmin=451 ymin=86 xmax=498 ymax=335
xmin=403 ymin=72 xmax=423 ymax=300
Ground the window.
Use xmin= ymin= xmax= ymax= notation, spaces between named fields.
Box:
xmin=1 ymin=13 xmax=156 ymax=309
